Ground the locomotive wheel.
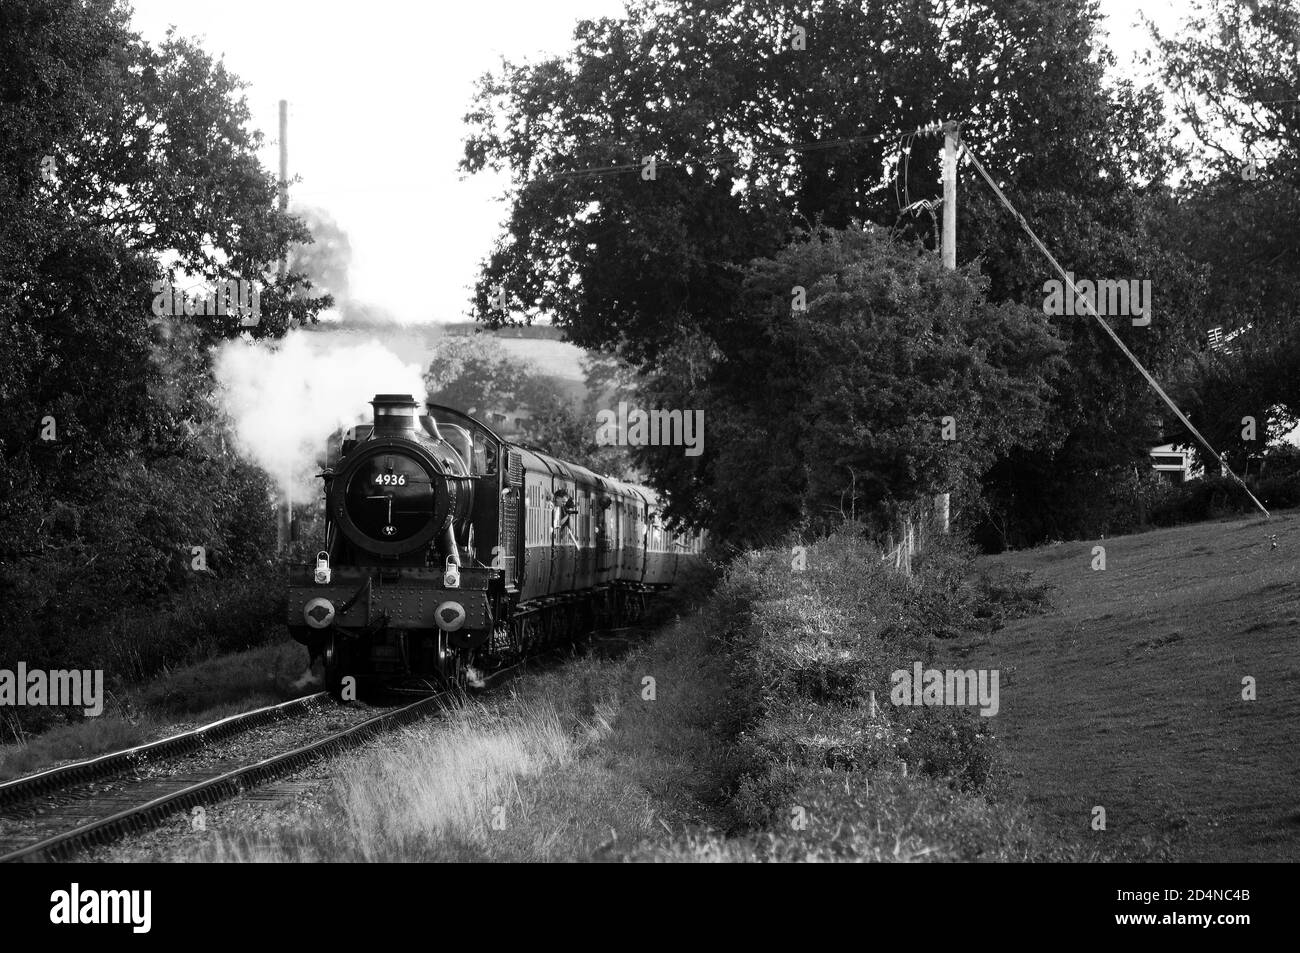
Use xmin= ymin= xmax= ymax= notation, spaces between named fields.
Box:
xmin=323 ymin=633 xmax=353 ymax=700
xmin=440 ymin=632 xmax=465 ymax=692
xmin=443 ymin=652 xmax=461 ymax=691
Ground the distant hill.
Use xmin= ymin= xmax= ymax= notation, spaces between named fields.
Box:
xmin=302 ymin=317 xmax=589 ymax=390
xmin=443 ymin=321 xmax=565 ymax=341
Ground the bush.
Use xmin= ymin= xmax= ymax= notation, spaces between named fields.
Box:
xmin=1147 ymin=469 xmax=1299 ymax=524
xmin=710 ymin=526 xmax=1037 ymax=837
xmin=0 ymin=441 xmax=282 ymax=734
xmin=978 ymin=456 xmax=1295 ymax=551
xmin=640 ymin=225 xmax=1063 ymax=542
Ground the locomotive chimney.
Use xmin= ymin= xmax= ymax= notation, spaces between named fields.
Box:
xmin=371 ymin=394 xmax=419 ymax=436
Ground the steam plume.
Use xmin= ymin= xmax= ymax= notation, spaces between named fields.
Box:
xmin=212 ymin=331 xmax=426 ymax=500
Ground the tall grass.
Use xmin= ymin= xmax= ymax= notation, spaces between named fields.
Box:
xmin=0 ymin=640 xmax=311 ymax=780
xmin=99 ymin=534 xmax=1090 ymax=862
xmin=137 ymin=661 xmax=636 ymax=862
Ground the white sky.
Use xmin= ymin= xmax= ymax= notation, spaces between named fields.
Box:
xmin=128 ymin=0 xmax=1187 ymax=324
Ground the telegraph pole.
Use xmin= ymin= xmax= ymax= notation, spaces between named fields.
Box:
xmin=935 ymin=120 xmax=958 ymax=533
xmin=277 ymin=98 xmax=292 ymax=552
xmin=278 ymin=99 xmax=289 ymax=280
xmin=941 ymin=121 xmax=957 ymax=270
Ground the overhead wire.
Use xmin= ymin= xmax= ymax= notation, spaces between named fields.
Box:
xmin=947 ymin=127 xmax=1269 ymax=518
xmin=478 ymin=120 xmax=1268 ymax=521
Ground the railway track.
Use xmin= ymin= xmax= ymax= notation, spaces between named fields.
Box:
xmin=0 ymin=693 xmax=330 ymax=811
xmin=0 ymin=691 xmax=451 ymax=863
xmin=0 ymin=638 xmax=628 ymax=863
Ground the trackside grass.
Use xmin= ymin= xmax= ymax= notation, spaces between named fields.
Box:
xmin=0 ymin=641 xmax=313 ymax=781
xmin=633 ymin=530 xmax=1083 ymax=861
xmin=101 ymin=530 xmax=1091 ymax=862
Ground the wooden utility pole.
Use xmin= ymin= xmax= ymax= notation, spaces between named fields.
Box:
xmin=941 ymin=120 xmax=961 ymax=267
xmin=276 ymin=98 xmax=292 ymax=552
xmin=935 ymin=120 xmax=958 ymax=533
xmin=278 ymin=99 xmax=289 ymax=280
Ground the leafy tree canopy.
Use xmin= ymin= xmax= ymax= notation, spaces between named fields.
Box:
xmin=639 ymin=225 xmax=1063 ymax=540
xmin=461 ymin=0 xmax=1214 ymax=541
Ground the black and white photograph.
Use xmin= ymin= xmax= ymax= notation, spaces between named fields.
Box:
xmin=0 ymin=0 xmax=1293 ymax=930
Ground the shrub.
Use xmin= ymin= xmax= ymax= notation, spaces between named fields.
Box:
xmin=0 ymin=442 xmax=282 ymax=734
xmin=710 ymin=526 xmax=1038 ymax=838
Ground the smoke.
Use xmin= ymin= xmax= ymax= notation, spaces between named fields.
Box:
xmin=212 ymin=331 xmax=426 ymax=500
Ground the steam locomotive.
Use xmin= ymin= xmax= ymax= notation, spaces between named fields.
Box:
xmin=287 ymin=394 xmax=705 ymax=696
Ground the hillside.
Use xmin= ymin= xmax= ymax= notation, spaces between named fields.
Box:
xmin=91 ymin=532 xmax=1087 ymax=863
xmin=67 ymin=513 xmax=1300 ymax=863
xmin=971 ymin=510 xmax=1300 ymax=861
xmin=305 ymin=320 xmax=590 ymax=388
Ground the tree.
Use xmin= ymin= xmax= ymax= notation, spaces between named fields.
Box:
xmin=464 ymin=0 xmax=1176 ymax=348
xmin=524 ymin=389 xmax=602 ymax=468
xmin=1170 ymin=333 xmax=1300 ymax=472
xmin=462 ymin=0 xmax=1202 ymax=542
xmin=640 ymin=226 xmax=1063 ymax=541
xmin=423 ymin=334 xmax=638 ymax=473
xmin=0 ymin=0 xmax=330 ymax=689
xmin=1152 ymin=0 xmax=1300 ymax=463
xmin=0 ymin=0 xmax=331 ymax=492
xmin=424 ymin=334 xmax=534 ymax=415
xmin=287 ymin=205 xmax=353 ymax=304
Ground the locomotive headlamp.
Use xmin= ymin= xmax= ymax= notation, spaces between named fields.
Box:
xmin=314 ymin=551 xmax=332 ymax=585
xmin=303 ymin=597 xmax=335 ymax=629
xmin=434 ymin=601 xmax=467 ymax=632
xmin=443 ymin=557 xmax=461 ymax=589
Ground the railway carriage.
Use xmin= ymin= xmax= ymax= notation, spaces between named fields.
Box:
xmin=287 ymin=395 xmax=704 ymax=696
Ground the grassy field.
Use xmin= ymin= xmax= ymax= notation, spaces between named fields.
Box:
xmin=80 ymin=510 xmax=1300 ymax=863
xmin=101 ymin=537 xmax=1087 ymax=862
xmin=972 ymin=508 xmax=1300 ymax=861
